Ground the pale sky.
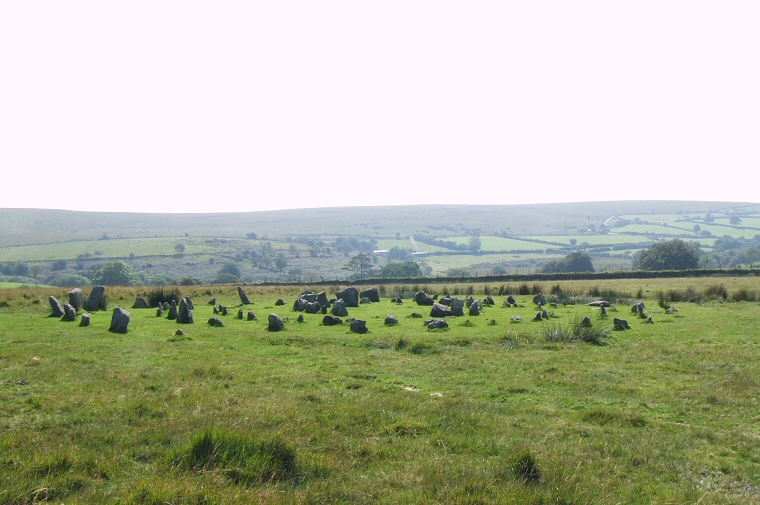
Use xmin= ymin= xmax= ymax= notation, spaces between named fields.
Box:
xmin=1 ymin=2 xmax=758 ymax=213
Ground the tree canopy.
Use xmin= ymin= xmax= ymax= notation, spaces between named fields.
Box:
xmin=91 ymin=261 xmax=141 ymax=286
xmin=379 ymin=261 xmax=422 ymax=278
xmin=542 ymin=251 xmax=594 ymax=274
xmin=632 ymin=239 xmax=700 ymax=271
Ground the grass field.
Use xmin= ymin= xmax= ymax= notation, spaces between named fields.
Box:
xmin=1 ymin=278 xmax=759 ymax=504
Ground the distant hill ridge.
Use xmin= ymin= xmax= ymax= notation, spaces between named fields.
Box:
xmin=0 ymin=201 xmax=756 ymax=247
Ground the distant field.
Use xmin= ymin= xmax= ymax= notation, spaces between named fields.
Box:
xmin=445 ymin=236 xmax=552 ymax=251
xmin=0 ymin=282 xmax=36 ymax=289
xmin=0 ymin=237 xmax=302 ymax=263
xmin=374 ymin=239 xmax=450 ymax=253
xmin=531 ymin=234 xmax=654 ymax=246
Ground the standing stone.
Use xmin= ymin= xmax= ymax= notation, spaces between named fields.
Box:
xmin=156 ymin=307 xmax=163 ymax=317
xmin=177 ymin=297 xmax=194 ymax=324
xmin=49 ymin=296 xmax=65 ymax=318
xmin=533 ymin=293 xmax=546 ymax=306
xmin=317 ymin=291 xmax=330 ymax=308
xmin=208 ymin=297 xmax=216 ymax=305
xmin=237 ymin=308 xmax=244 ymax=319
xmin=132 ymin=297 xmax=150 ymax=309
xmin=335 ymin=287 xmax=360 ymax=307
xmin=167 ymin=300 xmax=178 ymax=320
xmin=384 ymin=314 xmax=399 ymax=325
xmin=450 ymin=298 xmax=465 ymax=317
xmin=185 ymin=296 xmax=194 ymax=310
xmin=79 ymin=313 xmax=90 ymax=327
xmin=68 ymin=288 xmax=84 ymax=311
xmin=350 ymin=320 xmax=368 ymax=334
xmin=84 ymin=286 xmax=106 ymax=312
xmin=61 ymin=302 xmax=77 ymax=322
xmin=109 ymin=307 xmax=130 ymax=333
xmin=247 ymin=311 xmax=256 ymax=321
xmin=614 ymin=318 xmax=631 ymax=330
xmin=414 ymin=291 xmax=435 ymax=306
xmin=331 ymin=299 xmax=349 ymax=317
xmin=469 ymin=302 xmax=482 ymax=316
xmin=427 ymin=319 xmax=449 ymax=329
xmin=268 ymin=313 xmax=285 ymax=332
xmin=430 ymin=303 xmax=452 ymax=318
xmin=305 ymin=302 xmax=321 ymax=314
xmin=208 ymin=317 xmax=224 ymax=327
xmin=360 ymin=287 xmax=380 ymax=303
xmin=297 ymin=314 xmax=305 ymax=323
xmin=506 ymin=295 xmax=517 ymax=307
xmin=299 ymin=291 xmax=317 ymax=303
xmin=322 ymin=315 xmax=343 ymax=326
xmin=237 ymin=286 xmax=251 ymax=305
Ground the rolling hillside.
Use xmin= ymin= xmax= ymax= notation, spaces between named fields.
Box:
xmin=1 ymin=201 xmax=759 ymax=285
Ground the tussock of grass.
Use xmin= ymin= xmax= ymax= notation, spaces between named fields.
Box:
xmin=510 ymin=450 xmax=541 ymax=483
xmin=541 ymin=316 xmax=609 ymax=345
xmin=177 ymin=430 xmax=297 ymax=485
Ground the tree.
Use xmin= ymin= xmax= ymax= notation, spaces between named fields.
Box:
xmin=729 ymin=215 xmax=742 ymax=226
xmin=218 ymin=262 xmax=241 ymax=279
xmin=380 ymin=261 xmax=422 ymax=278
xmin=388 ymin=246 xmax=412 ymax=262
xmin=174 ymin=242 xmax=186 ymax=254
xmin=343 ymin=253 xmax=373 ymax=279
xmin=491 ymin=263 xmax=508 ymax=275
xmin=736 ymin=246 xmax=760 ymax=268
xmin=91 ymin=261 xmax=141 ymax=286
xmin=631 ymin=239 xmax=700 ymax=271
xmin=467 ymin=235 xmax=482 ymax=253
xmin=274 ymin=253 xmax=288 ymax=272
xmin=543 ymin=251 xmax=594 ymax=274
xmin=13 ymin=262 xmax=29 ymax=277
xmin=214 ymin=272 xmax=240 ymax=284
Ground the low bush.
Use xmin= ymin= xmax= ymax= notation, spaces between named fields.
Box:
xmin=703 ymin=284 xmax=728 ymax=300
xmin=146 ymin=287 xmax=182 ymax=307
xmin=731 ymin=288 xmax=758 ymax=302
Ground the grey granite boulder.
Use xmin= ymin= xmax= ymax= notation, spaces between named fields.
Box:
xmin=109 ymin=307 xmax=130 ymax=333
xmin=49 ymin=296 xmax=65 ymax=318
xmin=68 ymin=288 xmax=84 ymax=311
xmin=335 ymin=287 xmax=360 ymax=307
xmin=268 ymin=313 xmax=285 ymax=332
xmin=237 ymin=286 xmax=251 ymax=305
xmin=84 ymin=286 xmax=106 ymax=312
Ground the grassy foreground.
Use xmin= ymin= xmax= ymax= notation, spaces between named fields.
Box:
xmin=0 ymin=278 xmax=759 ymax=504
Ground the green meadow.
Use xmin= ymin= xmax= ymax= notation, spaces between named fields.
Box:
xmin=1 ymin=277 xmax=759 ymax=504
